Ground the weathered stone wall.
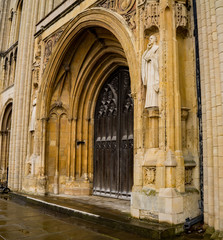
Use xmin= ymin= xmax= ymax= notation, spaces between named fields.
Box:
xmin=196 ymin=0 xmax=223 ymax=231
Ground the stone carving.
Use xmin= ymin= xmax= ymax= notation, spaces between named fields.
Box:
xmin=95 ymin=0 xmax=136 ymax=31
xmin=96 ymin=0 xmax=135 ymax=13
xmin=117 ymin=0 xmax=135 ymax=13
xmin=144 ymin=167 xmax=156 ymax=185
xmin=97 ymin=0 xmax=111 ymax=8
xmin=43 ymin=28 xmax=64 ymax=73
xmin=45 ymin=40 xmax=53 ymax=59
xmin=124 ymin=11 xmax=136 ymax=30
xmin=29 ymin=97 xmax=37 ymax=132
xmin=145 ymin=2 xmax=160 ymax=30
xmin=32 ymin=37 xmax=41 ymax=88
xmin=138 ymin=1 xmax=189 ymax=34
xmin=142 ymin=35 xmax=159 ymax=108
xmin=175 ymin=3 xmax=188 ymax=29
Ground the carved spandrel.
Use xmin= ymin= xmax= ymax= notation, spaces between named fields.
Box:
xmin=43 ymin=28 xmax=64 ymax=73
xmin=95 ymin=0 xmax=136 ymax=31
xmin=116 ymin=0 xmax=135 ymax=14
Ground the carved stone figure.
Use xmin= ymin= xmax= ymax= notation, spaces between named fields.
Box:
xmin=141 ymin=35 xmax=159 ymax=108
xmin=29 ymin=97 xmax=37 ymax=132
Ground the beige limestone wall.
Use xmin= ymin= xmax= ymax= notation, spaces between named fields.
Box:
xmin=8 ymin=0 xmax=39 ymax=191
xmin=196 ymin=0 xmax=223 ymax=231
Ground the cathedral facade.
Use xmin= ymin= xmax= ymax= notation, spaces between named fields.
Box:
xmin=0 ymin=0 xmax=223 ymax=232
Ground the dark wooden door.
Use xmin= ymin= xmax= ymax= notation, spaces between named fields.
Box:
xmin=93 ymin=67 xmax=133 ymax=199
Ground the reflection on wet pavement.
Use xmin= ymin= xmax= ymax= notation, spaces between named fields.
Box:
xmin=0 ymin=198 xmax=148 ymax=240
xmin=0 ymin=197 xmax=208 ymax=240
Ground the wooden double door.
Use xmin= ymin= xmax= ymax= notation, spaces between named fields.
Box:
xmin=93 ymin=67 xmax=133 ymax=199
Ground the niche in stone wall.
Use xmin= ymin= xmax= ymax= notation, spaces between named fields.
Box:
xmin=46 ymin=108 xmax=69 ymax=194
xmin=46 ymin=63 xmax=71 ymax=194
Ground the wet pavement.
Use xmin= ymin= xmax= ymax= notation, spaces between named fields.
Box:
xmin=0 ymin=194 xmax=209 ymax=240
xmin=0 ymin=197 xmax=148 ymax=240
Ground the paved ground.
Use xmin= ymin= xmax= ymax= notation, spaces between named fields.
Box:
xmin=0 ymin=195 xmax=209 ymax=240
xmin=0 ymin=197 xmax=150 ymax=240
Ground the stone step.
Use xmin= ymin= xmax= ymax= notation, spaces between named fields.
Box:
xmin=9 ymin=192 xmax=176 ymax=240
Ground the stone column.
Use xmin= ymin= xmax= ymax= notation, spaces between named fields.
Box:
xmin=9 ymin=11 xmax=16 ymax=46
xmin=10 ymin=54 xmax=16 ymax=86
xmin=54 ymin=117 xmax=60 ymax=195
xmin=2 ymin=63 xmax=6 ymax=90
xmin=9 ymin=0 xmax=39 ymax=190
xmin=67 ymin=118 xmax=72 ymax=179
xmin=6 ymin=60 xmax=10 ymax=88
xmin=47 ymin=0 xmax=54 ymax=14
xmin=158 ymin=0 xmax=185 ymax=224
xmin=39 ymin=0 xmax=46 ymax=21
xmin=82 ymin=117 xmax=89 ymax=182
xmin=71 ymin=118 xmax=77 ymax=180
xmin=148 ymin=108 xmax=159 ymax=148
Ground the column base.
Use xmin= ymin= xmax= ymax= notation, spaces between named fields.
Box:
xmin=131 ymin=187 xmax=201 ymax=225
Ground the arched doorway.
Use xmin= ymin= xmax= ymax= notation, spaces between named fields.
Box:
xmin=39 ymin=9 xmax=139 ymax=196
xmin=0 ymin=103 xmax=12 ymax=182
xmin=94 ymin=67 xmax=133 ymax=199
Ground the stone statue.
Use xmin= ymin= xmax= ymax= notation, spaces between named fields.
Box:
xmin=142 ymin=35 xmax=159 ymax=108
xmin=29 ymin=97 xmax=37 ymax=132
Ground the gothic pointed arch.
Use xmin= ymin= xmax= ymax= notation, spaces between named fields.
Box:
xmin=0 ymin=101 xmax=13 ymax=182
xmin=37 ymin=8 xmax=138 ymax=195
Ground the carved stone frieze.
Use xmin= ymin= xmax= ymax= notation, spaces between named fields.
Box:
xmin=143 ymin=166 xmax=156 ymax=186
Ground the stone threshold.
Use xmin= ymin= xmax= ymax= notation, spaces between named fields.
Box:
xmin=8 ymin=192 xmax=177 ymax=239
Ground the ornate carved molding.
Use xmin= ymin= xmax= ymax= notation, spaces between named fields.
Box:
xmin=144 ymin=2 xmax=160 ymax=31
xmin=175 ymin=3 xmax=188 ymax=29
xmin=137 ymin=0 xmax=189 ymax=35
